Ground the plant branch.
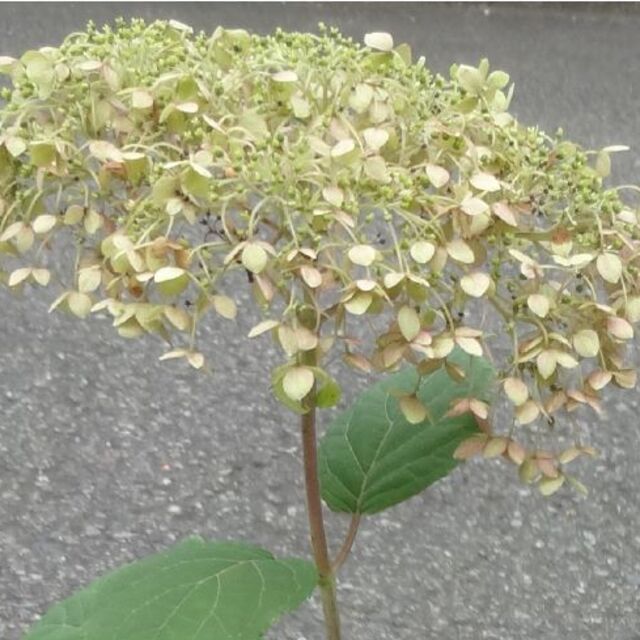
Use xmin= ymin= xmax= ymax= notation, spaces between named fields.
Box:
xmin=300 ymin=396 xmax=342 ymax=640
xmin=332 ymin=513 xmax=361 ymax=573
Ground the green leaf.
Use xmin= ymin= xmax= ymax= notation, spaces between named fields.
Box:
xmin=319 ymin=349 xmax=495 ymax=514
xmin=25 ymin=537 xmax=317 ymax=640
xmin=316 ymin=376 xmax=342 ymax=409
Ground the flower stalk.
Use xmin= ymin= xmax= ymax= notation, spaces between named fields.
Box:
xmin=300 ymin=397 xmax=341 ymax=640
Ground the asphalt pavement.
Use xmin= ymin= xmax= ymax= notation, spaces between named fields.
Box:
xmin=1 ymin=3 xmax=639 ymax=640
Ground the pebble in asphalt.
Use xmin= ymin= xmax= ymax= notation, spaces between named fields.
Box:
xmin=1 ymin=3 xmax=639 ymax=639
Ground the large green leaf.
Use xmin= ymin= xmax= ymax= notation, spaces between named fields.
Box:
xmin=319 ymin=350 xmax=495 ymax=515
xmin=25 ymin=538 xmax=317 ymax=640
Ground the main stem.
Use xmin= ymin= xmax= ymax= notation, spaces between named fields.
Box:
xmin=301 ymin=399 xmax=341 ymax=640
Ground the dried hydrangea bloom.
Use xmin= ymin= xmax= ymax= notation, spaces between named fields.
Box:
xmin=1 ymin=19 xmax=639 ymax=494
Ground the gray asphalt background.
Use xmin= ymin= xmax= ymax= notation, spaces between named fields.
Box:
xmin=1 ymin=3 xmax=640 ymax=639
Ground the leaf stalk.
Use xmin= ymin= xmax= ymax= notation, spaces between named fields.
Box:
xmin=332 ymin=514 xmax=361 ymax=574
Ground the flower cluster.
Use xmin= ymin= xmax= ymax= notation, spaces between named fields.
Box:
xmin=1 ymin=19 xmax=639 ymax=494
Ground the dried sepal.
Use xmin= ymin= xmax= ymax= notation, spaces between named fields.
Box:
xmin=282 ymin=366 xmax=315 ymax=402
xmin=453 ymin=434 xmax=489 ymax=460
xmin=483 ymin=436 xmax=508 ymax=458
xmin=67 ymin=291 xmax=93 ymax=318
xmin=425 ymin=164 xmax=449 ymax=188
xmin=460 ymin=272 xmax=491 ymax=297
xmin=527 ymin=294 xmax=550 ymax=318
xmin=503 ymin=377 xmax=529 ymax=406
xmin=410 ymin=241 xmax=436 ymax=264
xmin=397 ymin=306 xmax=421 ymax=342
xmin=348 ymin=244 xmax=377 ymax=267
xmin=248 ymin=320 xmax=279 ymax=338
xmin=211 ymin=295 xmax=237 ymax=320
xmin=572 ymin=329 xmax=600 ymax=358
xmin=538 ymin=474 xmax=565 ymax=497
xmin=164 ymin=306 xmax=191 ymax=331
xmin=159 ymin=349 xmax=205 ymax=369
xmin=398 ymin=394 xmax=428 ymax=425
xmin=364 ymin=32 xmax=394 ymax=52
xmin=506 ymin=440 xmax=526 ymax=466
xmin=596 ymin=253 xmax=622 ymax=284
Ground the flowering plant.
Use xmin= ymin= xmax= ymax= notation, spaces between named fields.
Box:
xmin=2 ymin=19 xmax=638 ymax=640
